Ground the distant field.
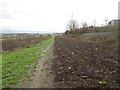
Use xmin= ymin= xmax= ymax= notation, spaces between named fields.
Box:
xmin=2 ymin=35 xmax=51 ymax=52
xmin=2 ymin=36 xmax=54 ymax=88
xmin=0 ymin=39 xmax=6 ymax=40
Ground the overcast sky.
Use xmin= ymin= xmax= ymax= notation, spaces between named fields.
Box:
xmin=0 ymin=0 xmax=119 ymax=33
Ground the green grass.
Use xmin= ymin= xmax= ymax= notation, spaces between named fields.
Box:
xmin=2 ymin=36 xmax=54 ymax=88
xmin=0 ymin=39 xmax=6 ymax=40
xmin=43 ymin=85 xmax=49 ymax=88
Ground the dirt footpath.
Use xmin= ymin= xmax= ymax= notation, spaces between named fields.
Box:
xmin=23 ymin=41 xmax=55 ymax=88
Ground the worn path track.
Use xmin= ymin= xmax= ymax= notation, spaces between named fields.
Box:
xmin=23 ymin=40 xmax=55 ymax=88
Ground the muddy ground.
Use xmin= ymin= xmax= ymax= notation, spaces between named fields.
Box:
xmin=52 ymin=36 xmax=119 ymax=88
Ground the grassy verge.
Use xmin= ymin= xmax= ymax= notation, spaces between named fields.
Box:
xmin=65 ymin=32 xmax=118 ymax=47
xmin=65 ymin=25 xmax=118 ymax=34
xmin=2 ymin=36 xmax=54 ymax=88
xmin=0 ymin=55 xmax=2 ymax=90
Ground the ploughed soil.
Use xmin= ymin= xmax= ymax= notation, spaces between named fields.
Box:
xmin=52 ymin=36 xmax=119 ymax=88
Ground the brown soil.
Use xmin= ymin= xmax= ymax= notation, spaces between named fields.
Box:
xmin=53 ymin=36 xmax=119 ymax=88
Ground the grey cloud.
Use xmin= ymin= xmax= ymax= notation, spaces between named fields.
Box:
xmin=0 ymin=1 xmax=16 ymax=19
xmin=13 ymin=10 xmax=35 ymax=16
xmin=0 ymin=13 xmax=14 ymax=19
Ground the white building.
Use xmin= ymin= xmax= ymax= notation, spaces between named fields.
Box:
xmin=108 ymin=19 xmax=120 ymax=26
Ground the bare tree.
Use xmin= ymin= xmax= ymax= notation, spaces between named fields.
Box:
xmin=93 ymin=19 xmax=96 ymax=27
xmin=81 ymin=22 xmax=88 ymax=28
xmin=66 ymin=19 xmax=79 ymax=31
xmin=104 ymin=18 xmax=108 ymax=26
